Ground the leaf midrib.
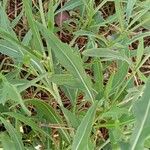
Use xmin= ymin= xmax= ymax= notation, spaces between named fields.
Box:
xmin=131 ymin=98 xmax=150 ymax=150
xmin=73 ymin=106 xmax=95 ymax=150
xmin=50 ymin=36 xmax=94 ymax=102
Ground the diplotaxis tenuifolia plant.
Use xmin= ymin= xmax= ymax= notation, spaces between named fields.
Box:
xmin=0 ymin=0 xmax=150 ymax=149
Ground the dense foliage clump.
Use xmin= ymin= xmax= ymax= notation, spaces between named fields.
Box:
xmin=0 ymin=0 xmax=150 ymax=149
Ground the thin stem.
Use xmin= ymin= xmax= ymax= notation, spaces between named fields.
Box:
xmin=98 ymin=139 xmax=110 ymax=150
xmin=38 ymin=0 xmax=47 ymax=27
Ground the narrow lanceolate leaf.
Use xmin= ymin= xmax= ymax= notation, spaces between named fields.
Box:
xmin=38 ymin=24 xmax=94 ymax=102
xmin=61 ymin=86 xmax=78 ymax=106
xmin=25 ymin=99 xmax=71 ymax=143
xmin=127 ymin=7 xmax=150 ymax=30
xmin=104 ymin=72 xmax=115 ymax=99
xmin=22 ymin=0 xmax=44 ymax=53
xmin=114 ymin=0 xmax=125 ymax=31
xmin=0 ymin=6 xmax=17 ymax=38
xmin=83 ymin=48 xmax=131 ymax=65
xmin=130 ymin=78 xmax=150 ymax=150
xmin=93 ymin=58 xmax=104 ymax=92
xmin=72 ymin=101 xmax=98 ymax=150
xmin=0 ymin=117 xmax=24 ymax=150
xmin=0 ymin=40 xmax=23 ymax=62
xmin=136 ymin=38 xmax=144 ymax=67
xmin=126 ymin=0 xmax=137 ymax=22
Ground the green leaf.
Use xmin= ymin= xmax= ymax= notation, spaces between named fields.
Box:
xmin=126 ymin=0 xmax=137 ymax=22
xmin=137 ymin=70 xmax=148 ymax=83
xmin=38 ymin=23 xmax=94 ymax=102
xmin=0 ymin=117 xmax=24 ymax=150
xmin=0 ymin=6 xmax=17 ymax=38
xmin=114 ymin=0 xmax=125 ymax=31
xmin=22 ymin=29 xmax=32 ymax=46
xmin=144 ymin=137 xmax=150 ymax=148
xmin=92 ymin=59 xmax=103 ymax=93
xmin=25 ymin=99 xmax=71 ymax=143
xmin=136 ymin=38 xmax=144 ymax=67
xmin=130 ymin=13 xmax=150 ymax=31
xmin=109 ymin=127 xmax=122 ymax=149
xmin=127 ymin=7 xmax=150 ymax=30
xmin=87 ymin=138 xmax=95 ymax=150
xmin=0 ymin=74 xmax=30 ymax=115
xmin=128 ymin=31 xmax=150 ymax=44
xmin=2 ymin=112 xmax=53 ymax=141
xmin=61 ymin=86 xmax=78 ymax=106
xmin=17 ymin=73 xmax=48 ymax=92
xmin=83 ymin=48 xmax=132 ymax=65
xmin=47 ymin=0 xmax=54 ymax=31
xmin=72 ymin=101 xmax=98 ymax=150
xmin=112 ymin=62 xmax=129 ymax=91
xmin=102 ymin=106 xmax=128 ymax=120
xmin=104 ymin=72 xmax=115 ymax=100
xmin=22 ymin=0 xmax=44 ymax=53
xmin=130 ymin=78 xmax=150 ymax=150
xmin=0 ymin=40 xmax=23 ymax=62
xmin=61 ymin=107 xmax=80 ymax=129
xmin=74 ymin=30 xmax=107 ymax=45
xmin=49 ymin=74 xmax=83 ymax=89
xmin=11 ymin=9 xmax=24 ymax=28
xmin=0 ymin=133 xmax=16 ymax=150
xmin=0 ymin=28 xmax=45 ymax=73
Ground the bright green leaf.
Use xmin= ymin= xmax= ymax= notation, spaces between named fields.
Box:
xmin=130 ymin=78 xmax=150 ymax=150
xmin=72 ymin=101 xmax=98 ymax=150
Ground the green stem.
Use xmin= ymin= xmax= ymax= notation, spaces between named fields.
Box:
xmin=38 ymin=0 xmax=47 ymax=27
